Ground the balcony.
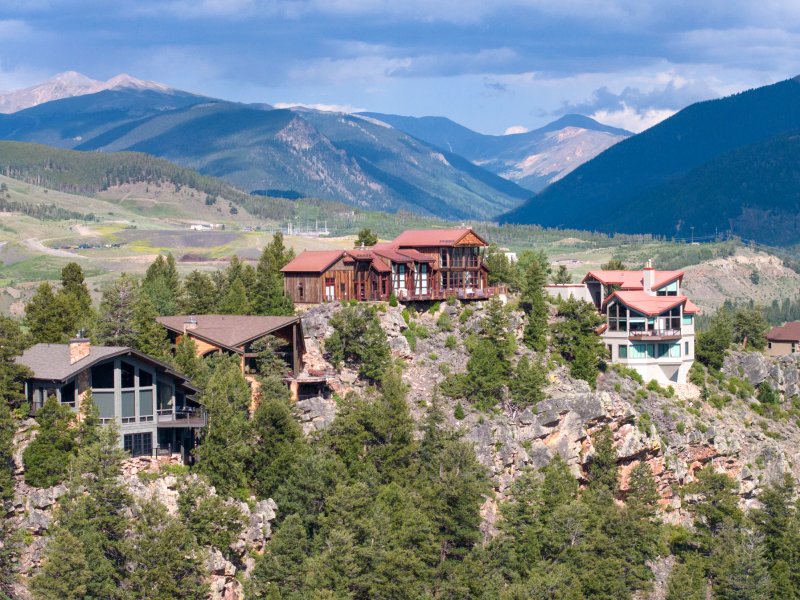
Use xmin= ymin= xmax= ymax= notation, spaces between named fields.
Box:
xmin=628 ymin=329 xmax=682 ymax=341
xmin=157 ymin=407 xmax=207 ymax=428
xmin=400 ymin=285 xmax=507 ymax=302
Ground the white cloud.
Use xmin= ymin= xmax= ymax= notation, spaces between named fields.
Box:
xmin=503 ymin=125 xmax=529 ymax=135
xmin=273 ymin=102 xmax=366 ymax=113
xmin=590 ymin=103 xmax=676 ymax=133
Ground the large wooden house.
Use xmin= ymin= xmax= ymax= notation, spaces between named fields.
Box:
xmin=281 ymin=228 xmax=495 ymax=303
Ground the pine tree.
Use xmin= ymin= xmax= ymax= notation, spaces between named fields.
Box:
xmin=95 ymin=274 xmax=140 ymax=347
xmin=30 ymin=529 xmax=91 ymax=600
xmin=216 ymin=277 xmax=252 ymax=315
xmin=520 ymin=257 xmax=549 ymax=351
xmin=132 ymin=292 xmax=171 ymax=359
xmin=696 ymin=306 xmax=734 ymax=371
xmin=142 ymin=253 xmax=182 ymax=316
xmin=551 ymin=296 xmax=606 ymax=387
xmin=181 ymin=270 xmax=217 ymax=314
xmin=552 ymin=265 xmax=572 ymax=284
xmin=195 ymin=357 xmax=253 ymax=496
xmin=587 ymin=427 xmax=618 ymax=494
xmin=59 ymin=262 xmax=94 ymax=335
xmin=666 ymin=555 xmax=707 ymax=600
xmin=172 ymin=336 xmax=209 ymax=390
xmin=355 ymin=228 xmax=378 ymax=247
xmin=126 ymin=500 xmax=209 ymax=599
xmin=250 ymin=392 xmax=305 ymax=499
xmin=253 ymin=233 xmax=294 ymax=316
xmin=326 ymin=305 xmax=391 ymax=382
xmin=247 ymin=513 xmax=310 ymax=597
xmin=509 ymin=356 xmax=547 ymax=408
xmin=23 ymin=397 xmax=77 ymax=488
xmin=25 ymin=282 xmax=75 ymax=343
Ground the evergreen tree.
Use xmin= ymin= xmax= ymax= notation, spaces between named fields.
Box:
xmin=30 ymin=530 xmax=91 ymax=600
xmin=355 ymin=228 xmax=378 ymax=247
xmin=132 ymin=292 xmax=171 ymax=359
xmin=216 ymin=277 xmax=252 ymax=315
xmin=520 ymin=257 xmax=549 ymax=351
xmin=509 ymin=356 xmax=547 ymax=408
xmin=551 ymin=297 xmax=605 ymax=387
xmin=60 ymin=262 xmax=92 ymax=311
xmin=126 ymin=500 xmax=209 ymax=599
xmin=195 ymin=357 xmax=252 ymax=496
xmin=25 ymin=282 xmax=76 ymax=343
xmin=326 ymin=305 xmax=391 ymax=382
xmin=709 ymin=522 xmax=770 ymax=600
xmin=753 ymin=474 xmax=800 ymax=596
xmin=552 ymin=265 xmax=572 ymax=284
xmin=172 ymin=336 xmax=209 ymax=390
xmin=181 ymin=270 xmax=217 ymax=314
xmin=247 ymin=513 xmax=310 ymax=597
xmin=177 ymin=476 xmax=246 ymax=552
xmin=0 ymin=315 xmax=30 ymax=410
xmin=23 ymin=397 xmax=77 ymax=488
xmin=600 ymin=257 xmax=626 ymax=270
xmin=665 ymin=555 xmax=707 ymax=600
xmin=586 ymin=427 xmax=618 ymax=494
xmin=484 ymin=244 xmax=517 ymax=287
xmin=253 ymin=233 xmax=295 ymax=316
xmin=95 ymin=274 xmax=140 ymax=347
xmin=250 ymin=393 xmax=305 ymax=499
xmin=696 ymin=306 xmax=733 ymax=371
xmin=731 ymin=305 xmax=769 ymax=350
xmin=142 ymin=253 xmax=181 ymax=316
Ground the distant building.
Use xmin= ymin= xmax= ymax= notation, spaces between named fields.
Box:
xmin=548 ymin=261 xmax=699 ymax=385
xmin=766 ymin=322 xmax=800 ymax=356
xmin=17 ymin=338 xmax=202 ymax=460
xmin=281 ymin=227 xmax=498 ymax=303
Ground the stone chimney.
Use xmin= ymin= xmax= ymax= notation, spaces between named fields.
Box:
xmin=643 ymin=259 xmax=655 ymax=295
xmin=183 ymin=316 xmax=198 ymax=334
xmin=69 ymin=335 xmax=91 ymax=365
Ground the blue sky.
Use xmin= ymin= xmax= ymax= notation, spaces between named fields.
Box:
xmin=1 ymin=1 xmax=799 ymax=133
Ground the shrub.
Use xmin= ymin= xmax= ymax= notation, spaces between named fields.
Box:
xmin=454 ymin=402 xmax=465 ymax=420
xmin=611 ymin=364 xmax=644 ymax=384
xmin=388 ymin=293 xmax=398 ymax=307
xmin=437 ymin=312 xmax=454 ymax=332
xmin=445 ymin=335 xmax=457 ymax=350
xmin=638 ymin=412 xmax=653 ymax=434
xmin=401 ymin=308 xmax=410 ymax=324
xmin=429 ymin=301 xmax=441 ymax=314
xmin=676 ymin=422 xmax=686 ymax=434
xmin=757 ymin=383 xmax=781 ymax=406
xmin=459 ymin=308 xmax=474 ymax=324
xmin=446 ymin=295 xmax=457 ymax=306
xmin=326 ymin=305 xmax=391 ymax=381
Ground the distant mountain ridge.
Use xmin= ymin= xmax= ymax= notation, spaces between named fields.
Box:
xmin=359 ymin=112 xmax=632 ymax=191
xmin=0 ymin=71 xmax=173 ymax=114
xmin=502 ymin=76 xmax=800 ymax=246
xmin=0 ymin=87 xmax=531 ymax=220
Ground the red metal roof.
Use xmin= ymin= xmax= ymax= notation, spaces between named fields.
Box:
xmin=767 ymin=322 xmax=800 ymax=342
xmin=392 ymin=228 xmax=486 ymax=247
xmin=281 ymin=250 xmax=345 ymax=273
xmin=603 ymin=291 xmax=693 ymax=317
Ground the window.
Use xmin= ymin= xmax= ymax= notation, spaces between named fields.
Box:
xmin=60 ymin=381 xmax=75 ymax=408
xmin=91 ymin=362 xmax=115 ymax=389
xmin=685 ymin=341 xmax=690 ymax=356
xmin=139 ymin=369 xmax=153 ymax=387
xmin=629 ymin=344 xmax=648 ymax=359
xmin=158 ymin=383 xmax=173 ymax=416
xmin=618 ymin=345 xmax=628 ymax=359
xmin=298 ymin=283 xmax=304 ymax=300
xmin=325 ymin=278 xmax=335 ymax=301
xmin=121 ymin=390 xmax=136 ymax=423
xmin=608 ymin=303 xmax=628 ymax=331
xmin=682 ymin=315 xmax=694 ymax=326
xmin=124 ymin=433 xmax=152 ymax=458
xmin=656 ymin=281 xmax=679 ymax=296
xmin=121 ymin=362 xmax=135 ymax=388
xmin=95 ymin=391 xmax=115 ymax=423
xmin=440 ymin=248 xmax=449 ymax=268
xmin=139 ymin=389 xmax=154 ymax=422
xmin=658 ymin=343 xmax=681 ymax=358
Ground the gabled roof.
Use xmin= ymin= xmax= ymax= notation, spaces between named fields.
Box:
xmin=767 ymin=322 xmax=800 ymax=342
xmin=157 ymin=314 xmax=301 ymax=350
xmin=392 ymin=228 xmax=487 ymax=248
xmin=17 ymin=344 xmax=197 ymax=392
xmin=583 ymin=269 xmax=683 ymax=290
xmin=281 ymin=250 xmax=345 ymax=273
xmin=603 ymin=291 xmax=694 ymax=317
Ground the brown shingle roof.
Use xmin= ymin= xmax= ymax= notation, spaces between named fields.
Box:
xmin=157 ymin=314 xmax=300 ymax=350
xmin=281 ymin=250 xmax=345 ymax=273
xmin=767 ymin=322 xmax=800 ymax=342
xmin=16 ymin=344 xmax=198 ymax=392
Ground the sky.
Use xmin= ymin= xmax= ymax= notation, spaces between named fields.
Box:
xmin=1 ymin=1 xmax=799 ymax=134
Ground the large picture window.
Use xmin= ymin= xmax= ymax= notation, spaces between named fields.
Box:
xmin=124 ymin=433 xmax=152 ymax=458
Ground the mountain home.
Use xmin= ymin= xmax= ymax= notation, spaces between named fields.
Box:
xmin=281 ymin=227 xmax=495 ymax=303
xmin=766 ymin=322 xmax=800 ymax=356
xmin=156 ymin=314 xmax=317 ymax=403
xmin=17 ymin=337 xmax=202 ymax=460
xmin=551 ymin=262 xmax=699 ymax=385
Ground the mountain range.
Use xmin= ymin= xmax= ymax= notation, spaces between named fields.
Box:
xmin=0 ymin=72 xmax=632 ymax=220
xmin=360 ymin=112 xmax=631 ymax=192
xmin=502 ymin=76 xmax=800 ymax=246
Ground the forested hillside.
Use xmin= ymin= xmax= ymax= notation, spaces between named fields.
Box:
xmin=3 ymin=249 xmax=800 ymax=598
